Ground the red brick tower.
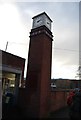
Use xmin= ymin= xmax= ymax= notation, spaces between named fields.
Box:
xmin=25 ymin=12 xmax=53 ymax=118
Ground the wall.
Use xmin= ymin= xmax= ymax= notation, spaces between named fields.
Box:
xmin=51 ymin=79 xmax=81 ymax=90
xmin=2 ymin=50 xmax=25 ymax=69
xmin=1 ymin=50 xmax=25 ymax=85
xmin=17 ymin=88 xmax=28 ymax=117
xmin=50 ymin=90 xmax=67 ymax=112
xmin=51 ymin=79 xmax=71 ymax=89
xmin=18 ymin=88 xmax=26 ymax=108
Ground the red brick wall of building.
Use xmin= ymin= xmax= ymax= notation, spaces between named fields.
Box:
xmin=18 ymin=88 xmax=68 ymax=116
xmin=2 ymin=50 xmax=25 ymax=69
xmin=50 ymin=90 xmax=67 ymax=112
xmin=2 ymin=50 xmax=25 ymax=84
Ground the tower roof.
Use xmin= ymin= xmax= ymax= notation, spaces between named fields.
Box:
xmin=32 ymin=12 xmax=52 ymax=22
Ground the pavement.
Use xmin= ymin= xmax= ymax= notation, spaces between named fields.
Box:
xmin=2 ymin=105 xmax=24 ymax=119
xmin=2 ymin=105 xmax=70 ymax=119
xmin=50 ymin=107 xmax=70 ymax=119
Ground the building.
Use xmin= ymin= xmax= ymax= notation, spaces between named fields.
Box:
xmin=70 ymin=79 xmax=81 ymax=89
xmin=0 ymin=50 xmax=25 ymax=108
xmin=51 ymin=78 xmax=81 ymax=90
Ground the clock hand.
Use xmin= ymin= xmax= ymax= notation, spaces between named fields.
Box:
xmin=37 ymin=20 xmax=41 ymax=23
xmin=47 ymin=22 xmax=49 ymax=24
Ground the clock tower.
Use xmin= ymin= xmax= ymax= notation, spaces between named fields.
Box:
xmin=25 ymin=12 xmax=53 ymax=118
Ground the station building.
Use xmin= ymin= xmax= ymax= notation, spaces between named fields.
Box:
xmin=0 ymin=50 xmax=25 ymax=106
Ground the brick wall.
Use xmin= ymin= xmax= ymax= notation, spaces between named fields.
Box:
xmin=50 ymin=90 xmax=67 ymax=112
xmin=18 ymin=88 xmax=68 ymax=116
xmin=1 ymin=50 xmax=25 ymax=85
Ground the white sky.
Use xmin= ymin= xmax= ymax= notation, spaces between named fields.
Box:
xmin=0 ymin=0 xmax=80 ymax=79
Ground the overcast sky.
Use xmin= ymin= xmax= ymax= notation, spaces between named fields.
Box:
xmin=0 ymin=0 xmax=80 ymax=79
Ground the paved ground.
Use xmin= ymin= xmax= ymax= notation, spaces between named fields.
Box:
xmin=2 ymin=105 xmax=70 ymax=119
xmin=50 ymin=107 xmax=70 ymax=119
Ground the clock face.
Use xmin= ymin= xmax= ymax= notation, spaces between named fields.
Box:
xmin=34 ymin=17 xmax=42 ymax=26
xmin=32 ymin=13 xmax=51 ymax=30
xmin=46 ymin=18 xmax=51 ymax=29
